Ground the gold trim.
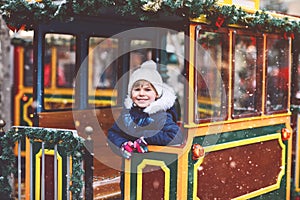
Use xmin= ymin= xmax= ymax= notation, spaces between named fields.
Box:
xmin=25 ymin=137 xmax=31 ymax=200
xmin=51 ymin=47 xmax=57 ymax=89
xmin=228 ymin=30 xmax=233 ymax=119
xmin=261 ymin=34 xmax=266 ymax=114
xmin=188 ymin=24 xmax=196 ymax=124
xmin=295 ymin=115 xmax=300 ymax=192
xmin=176 ymin=149 xmax=189 ymax=200
xmin=23 ymin=97 xmax=33 ymax=126
xmin=193 ymin=133 xmax=286 ymax=200
xmin=185 ymin=113 xmax=290 ymax=132
xmin=136 ymin=159 xmax=170 ymax=200
xmin=35 ymin=149 xmax=63 ymax=200
xmin=18 ymin=47 xmax=25 ymax=91
xmin=286 ymin=123 xmax=293 ymax=200
xmin=88 ymin=47 xmax=93 ymax=94
xmin=288 ymin=37 xmax=292 ymax=109
xmin=124 ymin=159 xmax=131 ymax=200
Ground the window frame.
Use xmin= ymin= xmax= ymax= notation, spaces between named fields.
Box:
xmin=264 ymin=33 xmax=290 ymax=115
xmin=194 ymin=25 xmax=229 ymax=124
xmin=231 ymin=30 xmax=263 ymax=119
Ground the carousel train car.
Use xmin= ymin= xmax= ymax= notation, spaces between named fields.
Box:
xmin=4 ymin=0 xmax=300 ymax=199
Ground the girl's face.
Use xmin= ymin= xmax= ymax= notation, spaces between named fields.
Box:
xmin=131 ymin=80 xmax=158 ymax=108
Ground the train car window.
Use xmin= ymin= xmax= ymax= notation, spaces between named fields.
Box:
xmin=165 ymin=32 xmax=185 ymax=121
xmin=88 ymin=37 xmax=118 ymax=107
xmin=44 ymin=33 xmax=76 ymax=110
xmin=23 ymin=46 xmax=34 ymax=87
xmin=233 ymin=34 xmax=261 ymax=117
xmin=195 ymin=29 xmax=228 ymax=123
xmin=44 ymin=34 xmax=76 ymax=88
xmin=266 ymin=35 xmax=289 ymax=113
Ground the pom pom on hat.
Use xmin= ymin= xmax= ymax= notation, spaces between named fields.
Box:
xmin=128 ymin=60 xmax=163 ymax=97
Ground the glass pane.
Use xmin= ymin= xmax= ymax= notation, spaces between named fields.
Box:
xmin=195 ymin=31 xmax=227 ymax=122
xmin=89 ymin=37 xmax=119 ymax=107
xmin=44 ymin=33 xmax=76 ymax=110
xmin=266 ymin=37 xmax=289 ymax=113
xmin=233 ymin=35 xmax=259 ymax=116
xmin=165 ymin=32 xmax=185 ymax=122
xmin=23 ymin=46 xmax=34 ymax=87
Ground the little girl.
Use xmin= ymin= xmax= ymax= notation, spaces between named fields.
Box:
xmin=107 ymin=60 xmax=183 ymax=158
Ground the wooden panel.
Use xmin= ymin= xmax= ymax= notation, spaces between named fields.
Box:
xmin=39 ymin=108 xmax=123 ymax=198
xmin=197 ymin=140 xmax=282 ymax=199
xmin=142 ymin=166 xmax=165 ymax=200
xmin=38 ymin=107 xmax=122 ymax=134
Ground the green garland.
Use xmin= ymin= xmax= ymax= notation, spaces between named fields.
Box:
xmin=1 ymin=0 xmax=300 ymax=35
xmin=0 ymin=127 xmax=85 ymax=200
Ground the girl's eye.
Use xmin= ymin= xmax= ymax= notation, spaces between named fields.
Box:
xmin=133 ymin=88 xmax=141 ymax=92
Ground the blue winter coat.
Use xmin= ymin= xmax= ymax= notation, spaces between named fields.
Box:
xmin=107 ymin=83 xmax=183 ymax=155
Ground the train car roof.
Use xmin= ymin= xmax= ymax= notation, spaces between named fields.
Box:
xmin=1 ymin=0 xmax=300 ymax=34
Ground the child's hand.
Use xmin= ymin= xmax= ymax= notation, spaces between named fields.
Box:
xmin=120 ymin=141 xmax=134 ymax=159
xmin=134 ymin=137 xmax=148 ymax=153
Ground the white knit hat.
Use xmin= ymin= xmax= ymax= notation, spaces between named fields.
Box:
xmin=128 ymin=60 xmax=163 ymax=97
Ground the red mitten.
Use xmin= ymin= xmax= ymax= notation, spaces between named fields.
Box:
xmin=134 ymin=137 xmax=148 ymax=153
xmin=120 ymin=141 xmax=134 ymax=159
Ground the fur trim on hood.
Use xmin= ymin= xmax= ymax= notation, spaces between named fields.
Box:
xmin=124 ymin=83 xmax=177 ymax=114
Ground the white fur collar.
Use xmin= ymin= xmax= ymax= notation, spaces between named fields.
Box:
xmin=124 ymin=83 xmax=177 ymax=114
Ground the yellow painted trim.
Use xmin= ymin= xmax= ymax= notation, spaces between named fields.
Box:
xmin=43 ymin=97 xmax=115 ymax=108
xmin=44 ymin=88 xmax=75 ymax=95
xmin=295 ymin=115 xmax=300 ymax=192
xmin=25 ymin=137 xmax=31 ymax=200
xmin=185 ymin=113 xmax=290 ymax=132
xmin=188 ymin=24 xmax=196 ymax=124
xmin=193 ymin=133 xmax=285 ymax=200
xmin=18 ymin=47 xmax=25 ymax=91
xmin=286 ymin=123 xmax=292 ymax=200
xmin=288 ymin=37 xmax=292 ymax=110
xmin=228 ymin=30 xmax=233 ymax=119
xmin=217 ymin=0 xmax=260 ymax=10
xmin=124 ymin=159 xmax=131 ymax=200
xmin=94 ymin=89 xmax=116 ymax=97
xmin=136 ymin=159 xmax=170 ymax=200
xmin=51 ymin=47 xmax=57 ymax=89
xmin=23 ymin=97 xmax=33 ymax=126
xmin=147 ymin=145 xmax=184 ymax=154
xmin=197 ymin=108 xmax=214 ymax=115
xmin=14 ymin=97 xmax=33 ymax=200
xmin=197 ymin=97 xmax=221 ymax=105
xmin=193 ymin=155 xmax=205 ymax=200
xmin=176 ymin=148 xmax=189 ymax=200
xmin=69 ymin=156 xmax=72 ymax=200
xmin=14 ymin=46 xmax=26 ymax=126
xmin=13 ymin=89 xmax=33 ymax=126
xmin=282 ymin=37 xmax=292 ymax=200
xmin=35 ymin=149 xmax=63 ymax=200
xmin=44 ymin=97 xmax=74 ymax=103
xmin=88 ymin=47 xmax=93 ymax=94
xmin=261 ymin=34 xmax=266 ymax=114
xmin=46 ymin=87 xmax=116 ymax=97
xmin=14 ymin=92 xmax=24 ymax=126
